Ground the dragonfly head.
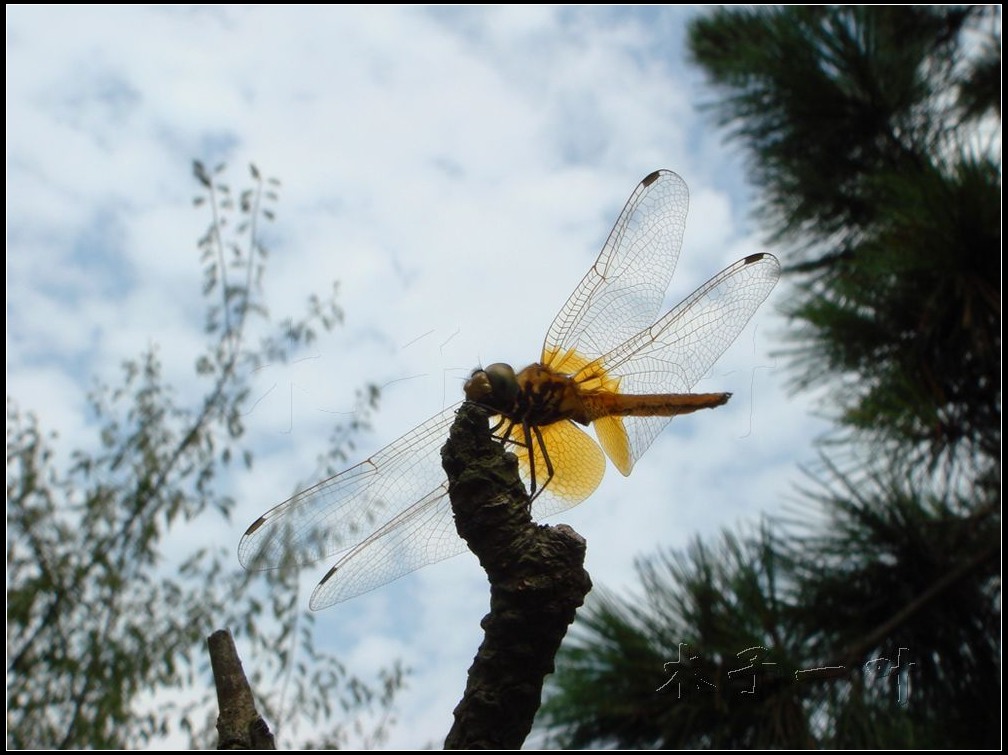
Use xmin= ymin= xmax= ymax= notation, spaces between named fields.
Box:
xmin=464 ymin=362 xmax=518 ymax=412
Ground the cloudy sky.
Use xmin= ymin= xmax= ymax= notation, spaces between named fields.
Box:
xmin=7 ymin=5 xmax=828 ymax=748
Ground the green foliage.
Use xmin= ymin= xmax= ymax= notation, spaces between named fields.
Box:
xmin=688 ymin=6 xmax=991 ymax=246
xmin=542 ymin=482 xmax=999 ymax=748
xmin=6 ymin=162 xmax=399 ymax=748
xmin=539 ymin=527 xmax=813 ymax=749
xmin=690 ymin=6 xmax=1001 ymax=471
xmin=784 ymin=456 xmax=1000 ymax=748
xmin=538 ymin=6 xmax=1000 ymax=749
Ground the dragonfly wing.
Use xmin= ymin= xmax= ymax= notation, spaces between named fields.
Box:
xmin=238 ymin=404 xmax=460 ymax=571
xmin=583 ymin=253 xmax=781 ymax=472
xmin=542 ymin=170 xmax=689 ymax=369
xmin=313 ymin=413 xmax=607 ymax=605
xmin=309 ymin=481 xmax=463 ymax=608
xmin=500 ymin=419 xmax=607 ymax=520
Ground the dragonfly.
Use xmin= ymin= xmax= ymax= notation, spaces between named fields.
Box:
xmin=238 ymin=170 xmax=780 ymax=609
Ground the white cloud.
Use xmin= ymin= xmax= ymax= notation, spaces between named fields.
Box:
xmin=6 ymin=5 xmax=825 ymax=749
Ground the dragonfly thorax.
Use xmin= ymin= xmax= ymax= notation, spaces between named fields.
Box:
xmin=465 ymin=362 xmax=590 ymax=427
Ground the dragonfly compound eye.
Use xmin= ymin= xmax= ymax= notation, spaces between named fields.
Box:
xmin=464 ymin=362 xmax=518 ymax=410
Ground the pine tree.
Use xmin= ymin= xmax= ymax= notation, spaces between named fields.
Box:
xmin=538 ymin=7 xmax=1000 ymax=748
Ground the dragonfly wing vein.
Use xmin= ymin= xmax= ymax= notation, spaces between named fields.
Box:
xmin=583 ymin=253 xmax=781 ymax=469
xmin=309 ymin=481 xmax=459 ymax=608
xmin=238 ymin=405 xmax=460 ymax=571
xmin=543 ymin=170 xmax=689 ymax=365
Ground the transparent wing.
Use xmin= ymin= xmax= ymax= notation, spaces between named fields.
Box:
xmin=308 ymin=410 xmax=607 ymax=607
xmin=238 ymin=405 xmax=460 ymax=574
xmin=579 ymin=253 xmax=781 ymax=471
xmin=241 ymin=174 xmax=777 ymax=609
xmin=309 ymin=482 xmax=459 ymax=608
xmin=542 ymin=170 xmax=689 ymax=368
xmin=309 ymin=412 xmax=608 ymax=606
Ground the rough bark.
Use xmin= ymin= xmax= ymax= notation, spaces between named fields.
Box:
xmin=442 ymin=402 xmax=592 ymax=749
xmin=207 ymin=629 xmax=275 ymax=750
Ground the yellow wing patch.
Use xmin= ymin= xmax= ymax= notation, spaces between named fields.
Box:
xmin=542 ymin=344 xmax=592 ymax=374
xmin=542 ymin=345 xmax=622 ymax=393
xmin=542 ymin=344 xmax=633 ymax=475
xmin=592 ymin=415 xmax=633 ymax=476
xmin=504 ymin=418 xmax=606 ymax=505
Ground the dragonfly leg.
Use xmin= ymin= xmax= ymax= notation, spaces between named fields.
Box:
xmin=491 ymin=417 xmax=527 ymax=451
xmin=488 ymin=415 xmax=508 ymax=437
xmin=521 ymin=421 xmax=537 ymax=497
xmin=529 ymin=423 xmax=554 ymax=504
xmin=522 ymin=422 xmax=555 ymax=505
xmin=488 ymin=416 xmax=553 ymax=505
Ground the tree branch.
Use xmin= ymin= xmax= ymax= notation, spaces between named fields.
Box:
xmin=441 ymin=402 xmax=592 ymax=749
xmin=207 ymin=629 xmax=275 ymax=750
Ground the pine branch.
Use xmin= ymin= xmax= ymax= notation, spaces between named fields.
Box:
xmin=836 ymin=541 xmax=998 ymax=666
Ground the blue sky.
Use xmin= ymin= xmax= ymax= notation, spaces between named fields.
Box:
xmin=7 ymin=6 xmax=828 ymax=748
